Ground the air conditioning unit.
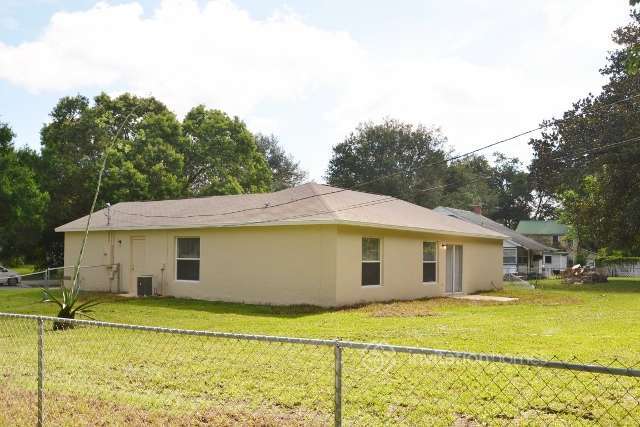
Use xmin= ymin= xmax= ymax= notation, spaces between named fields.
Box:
xmin=136 ymin=275 xmax=153 ymax=297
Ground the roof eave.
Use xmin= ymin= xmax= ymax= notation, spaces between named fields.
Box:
xmin=56 ymin=219 xmax=507 ymax=240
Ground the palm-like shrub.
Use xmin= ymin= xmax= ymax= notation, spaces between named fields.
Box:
xmin=42 ymin=286 xmax=101 ymax=330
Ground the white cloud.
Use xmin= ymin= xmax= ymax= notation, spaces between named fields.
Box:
xmin=0 ymin=0 xmax=633 ymax=179
xmin=0 ymin=0 xmax=362 ymax=115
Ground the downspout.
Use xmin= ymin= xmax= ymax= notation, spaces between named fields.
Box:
xmin=108 ymin=231 xmax=115 ymax=292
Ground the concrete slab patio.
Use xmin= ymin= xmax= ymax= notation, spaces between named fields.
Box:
xmin=450 ymin=294 xmax=519 ymax=303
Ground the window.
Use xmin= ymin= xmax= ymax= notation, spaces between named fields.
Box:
xmin=422 ymin=242 xmax=437 ymax=283
xmin=176 ymin=238 xmax=200 ymax=281
xmin=552 ymin=235 xmax=559 ymax=245
xmin=545 ymin=255 xmax=552 ymax=264
xmin=503 ymin=248 xmax=517 ymax=265
xmin=362 ymin=237 xmax=381 ymax=286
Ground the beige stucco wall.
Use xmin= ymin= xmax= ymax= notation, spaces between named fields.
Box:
xmin=63 ymin=224 xmax=503 ymax=307
xmin=65 ymin=226 xmax=338 ymax=306
xmin=335 ymin=225 xmax=503 ymax=306
xmin=63 ymin=231 xmax=114 ymax=291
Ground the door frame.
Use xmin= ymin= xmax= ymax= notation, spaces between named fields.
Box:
xmin=130 ymin=236 xmax=146 ymax=294
xmin=445 ymin=244 xmax=464 ymax=294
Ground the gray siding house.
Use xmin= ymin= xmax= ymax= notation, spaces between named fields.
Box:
xmin=434 ymin=207 xmax=563 ymax=278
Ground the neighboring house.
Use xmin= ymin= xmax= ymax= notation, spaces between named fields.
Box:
xmin=56 ymin=183 xmax=506 ymax=307
xmin=434 ymin=206 xmax=558 ymax=278
xmin=516 ymin=220 xmax=572 ymax=271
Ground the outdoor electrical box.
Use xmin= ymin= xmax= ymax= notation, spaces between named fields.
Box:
xmin=137 ymin=275 xmax=153 ymax=297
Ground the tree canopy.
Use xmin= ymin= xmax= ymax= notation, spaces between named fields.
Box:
xmin=182 ymin=106 xmax=272 ymax=196
xmin=325 ymin=119 xmax=449 ymax=206
xmin=4 ymin=93 xmax=296 ymax=265
xmin=255 ymin=134 xmax=307 ymax=191
xmin=529 ymin=11 xmax=640 ymax=253
xmin=0 ymin=122 xmax=49 ymax=264
xmin=325 ymin=119 xmax=533 ymax=227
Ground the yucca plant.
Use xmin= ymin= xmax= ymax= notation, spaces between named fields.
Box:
xmin=42 ymin=285 xmax=101 ymax=330
xmin=40 ymin=109 xmax=139 ymax=330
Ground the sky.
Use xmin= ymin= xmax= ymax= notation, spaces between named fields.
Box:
xmin=0 ymin=0 xmax=633 ymax=181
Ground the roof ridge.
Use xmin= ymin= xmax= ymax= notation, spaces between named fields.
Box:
xmin=311 ymin=183 xmax=342 ymax=218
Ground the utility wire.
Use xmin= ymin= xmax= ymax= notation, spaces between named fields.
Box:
xmin=107 ymin=92 xmax=640 ymax=222
xmin=417 ymin=135 xmax=640 ymax=194
xmin=112 ymin=131 xmax=640 ymax=222
xmin=106 ymin=131 xmax=640 ymax=230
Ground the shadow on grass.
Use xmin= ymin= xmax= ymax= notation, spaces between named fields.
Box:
xmin=8 ymin=277 xmax=639 ymax=322
xmin=101 ymin=293 xmax=335 ymax=319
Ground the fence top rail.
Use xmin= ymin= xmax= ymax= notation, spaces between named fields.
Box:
xmin=1 ymin=311 xmax=639 ymax=378
xmin=14 ymin=264 xmax=113 ymax=279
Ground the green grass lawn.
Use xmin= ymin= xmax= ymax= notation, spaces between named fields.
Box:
xmin=1 ymin=278 xmax=639 ymax=425
xmin=5 ymin=264 xmax=35 ymax=275
xmin=1 ymin=278 xmax=639 ymax=360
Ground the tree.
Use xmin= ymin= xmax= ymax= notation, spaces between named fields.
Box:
xmin=528 ymin=12 xmax=640 ymax=253
xmin=487 ymin=154 xmax=532 ymax=228
xmin=255 ymin=134 xmax=307 ymax=191
xmin=39 ymin=93 xmax=186 ymax=264
xmin=627 ymin=3 xmax=640 ymax=75
xmin=0 ymin=122 xmax=49 ymax=264
xmin=325 ymin=119 xmax=449 ymax=207
xmin=438 ymin=155 xmax=498 ymax=215
xmin=559 ymin=174 xmax=622 ymax=251
xmin=325 ymin=119 xmax=534 ymax=228
xmin=181 ymin=106 xmax=272 ymax=196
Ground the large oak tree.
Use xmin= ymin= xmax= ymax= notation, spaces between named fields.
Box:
xmin=0 ymin=123 xmax=48 ymax=264
xmin=529 ymin=11 xmax=640 ymax=253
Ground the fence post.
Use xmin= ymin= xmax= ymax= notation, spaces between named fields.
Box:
xmin=37 ymin=317 xmax=44 ymax=427
xmin=334 ymin=339 xmax=342 ymax=427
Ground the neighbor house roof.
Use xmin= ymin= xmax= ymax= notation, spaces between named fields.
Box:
xmin=56 ymin=183 xmax=506 ymax=240
xmin=515 ymin=220 xmax=569 ymax=236
xmin=434 ymin=206 xmax=553 ymax=252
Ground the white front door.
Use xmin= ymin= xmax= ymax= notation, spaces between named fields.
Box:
xmin=130 ymin=237 xmax=146 ymax=293
xmin=446 ymin=245 xmax=463 ymax=293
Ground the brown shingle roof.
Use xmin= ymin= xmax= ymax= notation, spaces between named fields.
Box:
xmin=434 ymin=206 xmax=553 ymax=251
xmin=55 ymin=183 xmax=506 ymax=239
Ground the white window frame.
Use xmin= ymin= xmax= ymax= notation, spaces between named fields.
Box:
xmin=175 ymin=237 xmax=200 ymax=283
xmin=422 ymin=241 xmax=438 ymax=284
xmin=503 ymin=248 xmax=517 ymax=265
xmin=361 ymin=237 xmax=383 ymax=287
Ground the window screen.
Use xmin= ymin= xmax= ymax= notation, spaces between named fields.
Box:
xmin=362 ymin=238 xmax=381 ymax=286
xmin=545 ymin=255 xmax=552 ymax=264
xmin=177 ymin=238 xmax=200 ymax=281
xmin=423 ymin=242 xmax=437 ymax=282
xmin=503 ymin=248 xmax=517 ymax=265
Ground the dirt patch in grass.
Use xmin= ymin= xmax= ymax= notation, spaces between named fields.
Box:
xmin=360 ymin=301 xmax=438 ymax=318
xmin=347 ymin=298 xmax=443 ymax=318
xmin=489 ymin=290 xmax=583 ymax=306
xmin=0 ymin=387 xmax=328 ymax=427
xmin=452 ymin=413 xmax=482 ymax=426
xmin=347 ymin=290 xmax=584 ymax=318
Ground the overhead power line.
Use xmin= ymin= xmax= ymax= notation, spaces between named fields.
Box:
xmin=109 ymin=131 xmax=640 ymax=228
xmin=108 ymin=92 xmax=640 ymax=222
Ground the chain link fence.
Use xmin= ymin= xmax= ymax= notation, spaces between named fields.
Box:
xmin=14 ymin=264 xmax=114 ymax=289
xmin=1 ymin=312 xmax=639 ymax=426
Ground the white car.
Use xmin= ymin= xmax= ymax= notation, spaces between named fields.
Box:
xmin=0 ymin=266 xmax=21 ymax=286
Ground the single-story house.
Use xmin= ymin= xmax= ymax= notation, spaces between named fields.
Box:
xmin=434 ymin=206 xmax=559 ymax=278
xmin=56 ymin=183 xmax=506 ymax=307
xmin=516 ymin=220 xmax=572 ymax=269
